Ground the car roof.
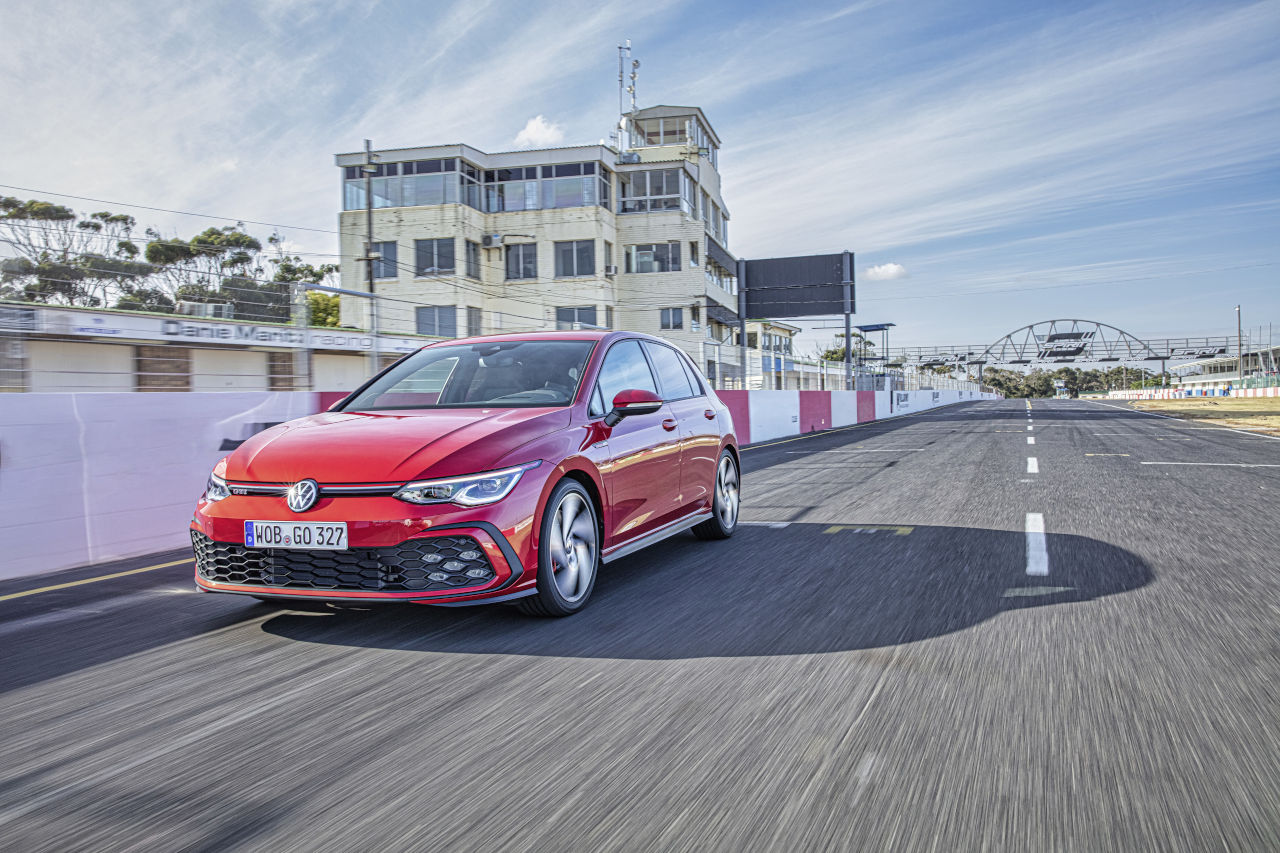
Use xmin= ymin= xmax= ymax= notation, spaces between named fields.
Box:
xmin=423 ymin=330 xmax=667 ymax=348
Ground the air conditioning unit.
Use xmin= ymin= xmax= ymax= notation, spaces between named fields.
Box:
xmin=604 ymin=264 xmax=618 ymax=276
xmin=177 ymin=301 xmax=233 ymax=319
xmin=481 ymin=234 xmax=503 ymax=248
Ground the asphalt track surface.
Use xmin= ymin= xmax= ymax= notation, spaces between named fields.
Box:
xmin=2 ymin=399 xmax=1278 ymax=851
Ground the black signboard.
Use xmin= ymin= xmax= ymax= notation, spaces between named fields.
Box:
xmin=743 ymin=253 xmax=847 ymax=319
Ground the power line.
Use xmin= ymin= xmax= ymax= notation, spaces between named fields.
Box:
xmin=0 ymin=183 xmax=338 ymax=234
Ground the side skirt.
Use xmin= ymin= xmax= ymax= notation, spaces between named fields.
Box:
xmin=602 ymin=511 xmax=713 ymax=564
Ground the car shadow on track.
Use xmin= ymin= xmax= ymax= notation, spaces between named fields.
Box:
xmin=261 ymin=523 xmax=1152 ymax=660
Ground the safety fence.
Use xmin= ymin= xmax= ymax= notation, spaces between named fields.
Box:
xmin=2 ymin=300 xmax=991 ymax=396
xmin=0 ymin=387 xmax=999 ymax=580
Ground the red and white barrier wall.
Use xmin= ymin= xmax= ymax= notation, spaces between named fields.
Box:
xmin=0 ymin=387 xmax=998 ymax=580
xmin=718 ymin=388 xmax=997 ymax=444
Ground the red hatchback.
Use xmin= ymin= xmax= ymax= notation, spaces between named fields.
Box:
xmin=191 ymin=331 xmax=740 ymax=616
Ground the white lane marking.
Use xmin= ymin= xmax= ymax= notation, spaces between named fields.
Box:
xmin=1086 ymin=400 xmax=1280 ymax=440
xmin=1027 ymin=457 xmax=1039 ymax=474
xmin=1027 ymin=436 xmax=1036 ymax=445
xmin=1027 ymin=425 xmax=1033 ymax=431
xmin=1138 ymin=462 xmax=1280 ymax=468
xmin=1003 ymin=586 xmax=1073 ymax=598
xmin=1025 ymin=513 xmax=1049 ymax=576
xmin=740 ymin=521 xmax=793 ymax=528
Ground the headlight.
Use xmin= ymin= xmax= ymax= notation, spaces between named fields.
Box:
xmin=394 ymin=462 xmax=540 ymax=507
xmin=204 ymin=472 xmax=231 ymax=503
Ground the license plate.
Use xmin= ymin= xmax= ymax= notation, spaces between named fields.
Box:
xmin=244 ymin=521 xmax=347 ymax=550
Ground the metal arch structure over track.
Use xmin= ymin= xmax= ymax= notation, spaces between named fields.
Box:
xmin=889 ymin=319 xmax=1234 ymax=368
xmin=978 ymin=319 xmax=1160 ymax=365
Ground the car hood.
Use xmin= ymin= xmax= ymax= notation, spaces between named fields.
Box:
xmin=226 ymin=407 xmax=570 ymax=484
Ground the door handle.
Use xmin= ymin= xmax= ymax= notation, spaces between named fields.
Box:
xmin=704 ymin=409 xmax=716 ymax=420
xmin=661 ymin=418 xmax=678 ymax=432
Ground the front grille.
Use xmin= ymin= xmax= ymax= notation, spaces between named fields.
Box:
xmin=192 ymin=530 xmax=495 ymax=594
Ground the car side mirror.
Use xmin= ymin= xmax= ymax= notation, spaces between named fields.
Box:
xmin=604 ymin=388 xmax=663 ymax=427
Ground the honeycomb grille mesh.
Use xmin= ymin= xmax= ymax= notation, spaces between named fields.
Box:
xmin=192 ymin=530 xmax=494 ymax=593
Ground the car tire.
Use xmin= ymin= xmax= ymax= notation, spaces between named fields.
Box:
xmin=692 ymin=450 xmax=740 ymax=540
xmin=517 ymin=479 xmax=600 ymax=617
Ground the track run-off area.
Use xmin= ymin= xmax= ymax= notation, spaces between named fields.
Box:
xmin=1 ymin=399 xmax=1277 ymax=851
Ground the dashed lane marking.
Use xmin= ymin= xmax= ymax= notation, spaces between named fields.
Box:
xmin=1028 ymin=437 xmax=1035 ymax=445
xmin=0 ymin=558 xmax=194 ymax=603
xmin=1027 ymin=457 xmax=1039 ymax=474
xmin=1003 ymin=586 xmax=1073 ymax=598
xmin=1086 ymin=453 xmax=1130 ymax=456
xmin=824 ymin=525 xmax=914 ymax=536
xmin=1025 ymin=513 xmax=1049 ymax=576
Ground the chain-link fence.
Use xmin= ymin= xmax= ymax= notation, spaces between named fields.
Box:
xmin=700 ymin=341 xmax=989 ymax=393
xmin=1 ymin=289 xmax=991 ymax=396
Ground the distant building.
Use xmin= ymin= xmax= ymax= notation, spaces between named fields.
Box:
xmin=334 ymin=105 xmax=742 ymax=383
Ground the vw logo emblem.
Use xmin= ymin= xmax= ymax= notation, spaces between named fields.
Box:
xmin=286 ymin=479 xmax=319 ymax=513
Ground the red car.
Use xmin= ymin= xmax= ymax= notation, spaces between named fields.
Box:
xmin=191 ymin=331 xmax=740 ymax=616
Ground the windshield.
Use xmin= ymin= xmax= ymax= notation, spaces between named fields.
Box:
xmin=342 ymin=340 xmax=596 ymax=410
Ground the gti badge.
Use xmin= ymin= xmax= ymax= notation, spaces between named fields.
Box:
xmin=286 ymin=479 xmax=319 ymax=513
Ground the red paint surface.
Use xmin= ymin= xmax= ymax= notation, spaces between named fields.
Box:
xmin=716 ymin=390 xmax=751 ymax=445
xmin=798 ymin=391 xmax=832 ymax=433
xmin=857 ymin=390 xmax=876 ymax=423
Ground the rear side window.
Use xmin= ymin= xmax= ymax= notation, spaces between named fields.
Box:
xmin=679 ymin=354 xmax=706 ymax=396
xmin=643 ymin=342 xmax=696 ymax=400
xmin=592 ymin=339 xmax=659 ymax=416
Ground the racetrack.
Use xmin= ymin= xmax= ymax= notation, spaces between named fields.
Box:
xmin=2 ymin=399 xmax=1277 ymax=851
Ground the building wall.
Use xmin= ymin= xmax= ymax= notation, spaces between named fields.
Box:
xmin=191 ymin=349 xmax=269 ymax=392
xmin=313 ymin=353 xmax=372 ymax=391
xmin=28 ymin=340 xmax=134 ymax=392
xmin=335 ymin=130 xmax=736 ymax=370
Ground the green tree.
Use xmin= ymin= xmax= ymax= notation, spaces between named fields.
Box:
xmin=819 ymin=332 xmax=874 ymax=363
xmin=144 ymin=224 xmax=289 ymax=321
xmin=0 ymin=197 xmax=146 ymax=306
xmin=306 ymin=292 xmax=340 ymax=327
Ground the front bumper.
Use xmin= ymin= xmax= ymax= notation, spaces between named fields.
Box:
xmin=193 ymin=521 xmax=525 ymax=602
xmin=191 ymin=487 xmax=539 ymax=603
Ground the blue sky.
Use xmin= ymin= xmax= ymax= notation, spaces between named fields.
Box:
xmin=1 ymin=0 xmax=1276 ymax=353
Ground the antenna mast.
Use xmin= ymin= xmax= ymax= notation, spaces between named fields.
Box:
xmin=616 ymin=40 xmax=639 ymax=150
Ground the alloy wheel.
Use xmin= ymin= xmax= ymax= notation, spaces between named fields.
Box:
xmin=548 ymin=492 xmax=597 ymax=602
xmin=716 ymin=456 xmax=740 ymax=529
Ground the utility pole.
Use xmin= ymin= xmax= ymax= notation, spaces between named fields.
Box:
xmin=736 ymin=258 xmax=748 ymax=390
xmin=1235 ymin=305 xmax=1243 ymax=392
xmin=363 ymin=139 xmax=380 ymax=378
xmin=841 ymin=250 xmax=854 ymax=391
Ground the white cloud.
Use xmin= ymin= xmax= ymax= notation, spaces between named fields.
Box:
xmin=512 ymin=115 xmax=565 ymax=149
xmin=865 ymin=262 xmax=908 ymax=281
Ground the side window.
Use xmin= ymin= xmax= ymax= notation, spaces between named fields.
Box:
xmin=643 ymin=342 xmax=695 ymax=401
xmin=679 ymin=353 xmax=706 ymax=396
xmin=592 ymin=340 xmax=658 ymax=416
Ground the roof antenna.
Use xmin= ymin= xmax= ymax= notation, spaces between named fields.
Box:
xmin=616 ymin=40 xmax=639 ymax=150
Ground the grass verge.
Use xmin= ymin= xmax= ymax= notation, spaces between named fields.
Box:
xmin=1129 ymin=397 xmax=1280 ymax=435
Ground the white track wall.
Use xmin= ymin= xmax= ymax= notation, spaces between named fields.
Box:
xmin=747 ymin=390 xmax=801 ymax=443
xmin=0 ymin=392 xmax=317 ymax=580
xmin=0 ymin=388 xmax=999 ymax=580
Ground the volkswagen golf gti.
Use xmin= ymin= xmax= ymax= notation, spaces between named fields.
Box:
xmin=191 ymin=331 xmax=740 ymax=616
